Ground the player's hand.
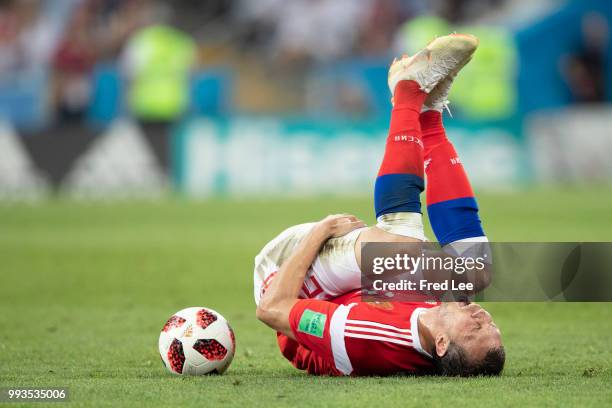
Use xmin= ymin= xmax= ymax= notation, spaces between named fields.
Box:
xmin=316 ymin=214 xmax=366 ymax=238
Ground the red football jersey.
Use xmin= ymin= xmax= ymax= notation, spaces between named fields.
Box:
xmin=282 ymin=290 xmax=439 ymax=376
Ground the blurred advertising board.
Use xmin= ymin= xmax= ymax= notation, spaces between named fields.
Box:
xmin=172 ymin=117 xmax=525 ymax=197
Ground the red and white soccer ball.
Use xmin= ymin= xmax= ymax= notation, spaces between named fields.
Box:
xmin=159 ymin=307 xmax=235 ymax=375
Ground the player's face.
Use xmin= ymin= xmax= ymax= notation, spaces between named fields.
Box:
xmin=439 ymin=302 xmax=502 ymax=359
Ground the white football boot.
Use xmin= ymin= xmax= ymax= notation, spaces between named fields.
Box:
xmin=422 ymin=55 xmax=473 ymax=114
xmin=388 ymin=34 xmax=479 ymax=100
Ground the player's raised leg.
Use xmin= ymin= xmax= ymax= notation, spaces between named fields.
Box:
xmin=420 ymin=53 xmax=489 ymax=253
xmin=373 ymin=61 xmax=427 ymax=239
xmin=374 ymin=34 xmax=479 ymax=241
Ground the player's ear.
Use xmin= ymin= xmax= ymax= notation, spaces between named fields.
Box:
xmin=435 ymin=334 xmax=449 ymax=357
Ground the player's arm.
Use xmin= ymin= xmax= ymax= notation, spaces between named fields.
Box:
xmin=256 ymin=214 xmax=365 ymax=339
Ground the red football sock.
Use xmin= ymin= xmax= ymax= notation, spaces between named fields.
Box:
xmin=388 ymin=80 xmax=428 ymax=139
xmin=420 ymin=110 xmax=485 ymax=244
xmin=420 ymin=110 xmax=448 ymax=151
xmin=420 ymin=110 xmax=475 ymax=204
xmin=378 ymin=81 xmax=428 ymax=178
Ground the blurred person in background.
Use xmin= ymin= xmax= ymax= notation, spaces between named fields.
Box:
xmin=562 ymin=11 xmax=609 ymax=103
xmin=52 ymin=0 xmax=153 ymax=122
xmin=0 ymin=0 xmax=64 ymax=76
xmin=0 ymin=0 xmax=75 ymax=129
xmin=52 ymin=1 xmax=99 ymax=121
xmin=120 ymin=1 xmax=196 ymax=170
xmin=0 ymin=0 xmax=36 ymax=74
xmin=358 ymin=0 xmax=413 ymax=57
xmin=273 ymin=0 xmax=365 ymax=66
xmin=234 ymin=0 xmax=284 ymax=53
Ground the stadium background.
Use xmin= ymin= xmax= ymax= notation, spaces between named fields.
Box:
xmin=0 ymin=0 xmax=611 ymax=406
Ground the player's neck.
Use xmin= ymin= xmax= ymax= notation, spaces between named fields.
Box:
xmin=416 ymin=307 xmax=438 ymax=356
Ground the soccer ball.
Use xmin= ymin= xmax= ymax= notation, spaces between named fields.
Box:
xmin=158 ymin=307 xmax=235 ymax=375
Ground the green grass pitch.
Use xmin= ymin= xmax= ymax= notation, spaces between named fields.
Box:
xmin=0 ymin=188 xmax=611 ymax=407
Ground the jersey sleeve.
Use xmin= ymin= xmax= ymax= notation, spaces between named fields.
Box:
xmin=288 ymin=299 xmax=355 ymax=375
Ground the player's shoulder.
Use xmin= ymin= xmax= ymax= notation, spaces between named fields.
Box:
xmin=347 ymin=300 xmax=437 ymax=328
xmin=353 ymin=300 xmax=438 ymax=311
xmin=350 ymin=300 xmax=413 ymax=319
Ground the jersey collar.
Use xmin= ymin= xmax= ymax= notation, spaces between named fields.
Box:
xmin=410 ymin=307 xmax=432 ymax=358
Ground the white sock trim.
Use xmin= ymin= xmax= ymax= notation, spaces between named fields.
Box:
xmin=447 ymin=236 xmax=489 ymax=243
xmin=376 ymin=212 xmax=426 ymax=241
xmin=443 ymin=236 xmax=491 ymax=264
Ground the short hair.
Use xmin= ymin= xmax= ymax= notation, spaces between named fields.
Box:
xmin=432 ymin=342 xmax=505 ymax=377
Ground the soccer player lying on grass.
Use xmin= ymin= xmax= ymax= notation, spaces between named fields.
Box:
xmin=255 ymin=34 xmax=504 ymax=376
